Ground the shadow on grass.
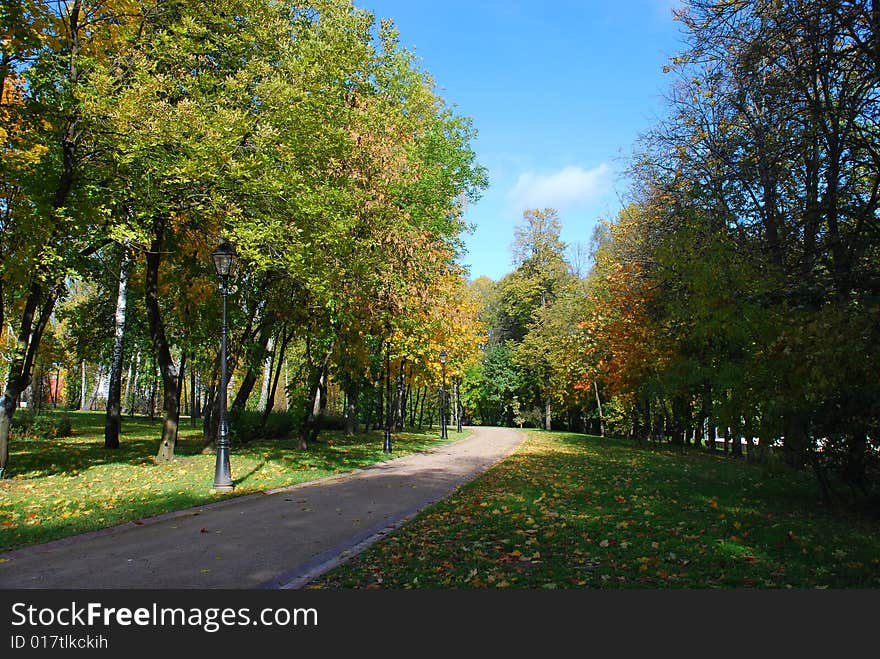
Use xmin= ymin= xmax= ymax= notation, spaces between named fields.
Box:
xmin=1 ymin=413 xmax=462 ymax=553
xmin=1 ymin=489 xmax=222 ymax=554
xmin=8 ymin=432 xmax=210 ymax=479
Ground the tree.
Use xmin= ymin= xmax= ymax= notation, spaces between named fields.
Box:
xmin=0 ymin=0 xmax=129 ymax=475
xmin=575 ymin=0 xmax=880 ymax=504
xmin=506 ymin=209 xmax=573 ymax=429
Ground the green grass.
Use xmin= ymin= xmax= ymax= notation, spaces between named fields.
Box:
xmin=309 ymin=430 xmax=880 ymax=589
xmin=0 ymin=410 xmax=465 ymax=554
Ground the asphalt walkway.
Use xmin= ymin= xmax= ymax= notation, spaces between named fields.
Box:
xmin=0 ymin=426 xmax=524 ymax=589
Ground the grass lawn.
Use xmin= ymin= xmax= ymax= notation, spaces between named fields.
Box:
xmin=0 ymin=410 xmax=465 ymax=554
xmin=309 ymin=429 xmax=880 ymax=589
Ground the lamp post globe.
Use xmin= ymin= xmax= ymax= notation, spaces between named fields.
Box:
xmin=212 ymin=241 xmax=235 ymax=492
xmin=212 ymin=241 xmax=235 ymax=278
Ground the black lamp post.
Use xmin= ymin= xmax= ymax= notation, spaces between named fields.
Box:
xmin=212 ymin=241 xmax=235 ymax=492
xmin=439 ymin=350 xmax=448 ymax=440
xmin=384 ymin=321 xmax=394 ymax=454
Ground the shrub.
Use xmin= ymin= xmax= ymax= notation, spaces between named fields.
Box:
xmin=10 ymin=408 xmax=37 ymax=432
xmin=10 ymin=410 xmax=72 ymax=439
xmin=54 ymin=413 xmax=73 ymax=438
xmin=262 ymin=411 xmax=295 ymax=439
xmin=320 ymin=413 xmax=345 ymax=431
xmin=227 ymin=409 xmax=262 ymax=443
xmin=227 ymin=409 xmax=296 ymax=442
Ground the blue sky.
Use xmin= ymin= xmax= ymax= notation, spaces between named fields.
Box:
xmin=355 ymin=0 xmax=685 ymax=281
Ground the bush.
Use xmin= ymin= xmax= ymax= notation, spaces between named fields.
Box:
xmin=262 ymin=411 xmax=295 ymax=439
xmin=227 ymin=409 xmax=262 ymax=443
xmin=10 ymin=409 xmax=37 ymax=433
xmin=320 ymin=413 xmax=345 ymax=431
xmin=54 ymin=413 xmax=72 ymax=438
xmin=521 ymin=406 xmax=545 ymax=429
xmin=227 ymin=409 xmax=296 ymax=442
xmin=11 ymin=410 xmax=72 ymax=439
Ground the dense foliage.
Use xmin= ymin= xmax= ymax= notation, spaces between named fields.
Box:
xmin=1 ymin=0 xmax=486 ymax=474
xmin=461 ymin=1 xmax=879 ymax=509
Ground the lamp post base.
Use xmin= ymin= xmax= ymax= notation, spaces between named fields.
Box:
xmin=213 ymin=445 xmax=234 ymax=492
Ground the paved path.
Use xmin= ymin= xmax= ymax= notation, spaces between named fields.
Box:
xmin=0 ymin=426 xmax=524 ymax=589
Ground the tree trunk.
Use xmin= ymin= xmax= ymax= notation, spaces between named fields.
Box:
xmin=843 ymin=429 xmax=869 ymax=495
xmin=696 ymin=404 xmax=706 ymax=449
xmin=231 ymin=323 xmax=273 ymax=413
xmin=418 ymin=386 xmax=426 ymax=430
xmin=190 ymin=361 xmax=198 ymax=427
xmin=704 ymin=386 xmax=716 ymax=452
xmin=202 ymin=382 xmax=217 ymax=446
xmin=0 ymin=397 xmax=12 ymax=478
xmin=85 ymin=363 xmax=103 ymax=411
xmin=123 ymin=352 xmax=134 ymax=417
xmin=130 ymin=351 xmax=142 ymax=415
xmin=298 ymin=341 xmax=334 ymax=449
xmin=544 ymin=372 xmax=552 ymax=431
xmin=409 ymin=384 xmax=420 ymax=428
xmin=344 ymin=385 xmax=358 ymax=437
xmin=258 ymin=336 xmax=275 ymax=412
xmin=362 ymin=386 xmax=373 ymax=434
xmin=175 ymin=352 xmax=186 ymax=427
xmin=80 ymin=360 xmax=88 ymax=410
xmin=104 ymin=252 xmax=130 ymax=449
xmin=593 ymin=381 xmax=604 ymax=437
xmin=743 ymin=414 xmax=757 ymax=463
xmin=28 ymin=363 xmax=42 ymax=411
xmin=148 ymin=356 xmax=158 ymax=421
xmin=283 ymin=360 xmax=289 ymax=411
xmin=668 ymin=395 xmax=684 ymax=446
xmin=452 ymin=379 xmax=459 ymax=431
xmin=261 ymin=329 xmax=292 ymax=431
xmin=146 ymin=218 xmax=181 ymax=463
xmin=0 ymin=280 xmax=63 ymax=476
xmin=53 ymin=368 xmax=60 ymax=407
xmin=375 ymin=383 xmax=383 ymax=432
xmin=395 ymin=363 xmax=406 ymax=431
xmin=731 ymin=422 xmax=743 ymax=458
xmin=309 ymin=365 xmax=329 ymax=445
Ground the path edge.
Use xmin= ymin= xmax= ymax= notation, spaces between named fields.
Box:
xmin=265 ymin=427 xmax=527 ymax=590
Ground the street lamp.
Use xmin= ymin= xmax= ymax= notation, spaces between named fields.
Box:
xmin=439 ymin=350 xmax=448 ymax=440
xmin=384 ymin=321 xmax=394 ymax=454
xmin=212 ymin=240 xmax=236 ymax=492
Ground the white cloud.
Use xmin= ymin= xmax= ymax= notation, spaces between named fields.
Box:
xmin=507 ymin=164 xmax=611 ymax=213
